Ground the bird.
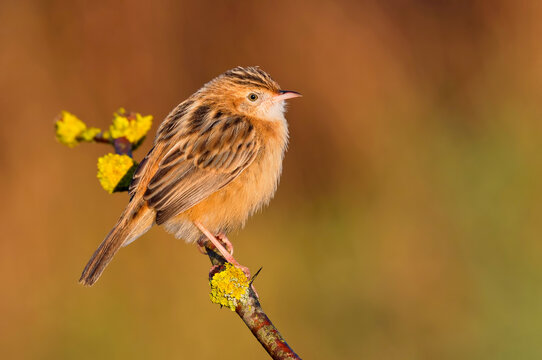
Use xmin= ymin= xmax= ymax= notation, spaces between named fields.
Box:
xmin=79 ymin=66 xmax=301 ymax=286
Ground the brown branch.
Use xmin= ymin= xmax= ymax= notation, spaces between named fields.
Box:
xmin=111 ymin=137 xmax=132 ymax=157
xmin=203 ymin=240 xmax=301 ymax=360
xmin=91 ymin=134 xmax=133 ymax=157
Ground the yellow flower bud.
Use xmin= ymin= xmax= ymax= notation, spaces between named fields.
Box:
xmin=97 ymin=154 xmax=136 ymax=194
xmin=108 ymin=108 xmax=153 ymax=144
xmin=55 ymin=111 xmax=87 ymax=147
xmin=80 ymin=127 xmax=101 ymax=142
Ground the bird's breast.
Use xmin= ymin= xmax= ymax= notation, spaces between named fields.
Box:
xmin=184 ymin=119 xmax=288 ymax=231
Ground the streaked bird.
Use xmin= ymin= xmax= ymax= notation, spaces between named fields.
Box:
xmin=80 ymin=66 xmax=301 ymax=286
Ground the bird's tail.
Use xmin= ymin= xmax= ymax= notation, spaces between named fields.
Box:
xmin=79 ymin=204 xmax=154 ymax=286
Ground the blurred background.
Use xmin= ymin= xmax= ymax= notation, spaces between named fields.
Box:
xmin=1 ymin=1 xmax=542 ymax=359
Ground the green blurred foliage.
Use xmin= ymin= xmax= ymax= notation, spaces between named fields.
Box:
xmin=1 ymin=1 xmax=542 ymax=359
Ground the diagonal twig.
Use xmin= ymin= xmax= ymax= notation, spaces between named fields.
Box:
xmin=203 ymin=240 xmax=301 ymax=360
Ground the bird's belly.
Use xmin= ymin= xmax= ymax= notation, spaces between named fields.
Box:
xmin=165 ymin=146 xmax=284 ymax=242
xmin=190 ymin=148 xmax=282 ymax=229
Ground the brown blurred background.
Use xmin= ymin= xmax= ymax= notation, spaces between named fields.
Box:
xmin=1 ymin=1 xmax=542 ymax=359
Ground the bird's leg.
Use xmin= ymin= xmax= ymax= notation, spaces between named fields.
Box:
xmin=196 ymin=232 xmax=232 ymax=255
xmin=215 ymin=232 xmax=234 ymax=255
xmin=194 ymin=221 xmax=251 ymax=279
xmin=196 ymin=233 xmax=234 ymax=278
xmin=194 ymin=222 xmax=236 ymax=263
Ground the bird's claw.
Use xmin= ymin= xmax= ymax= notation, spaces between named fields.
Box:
xmin=215 ymin=232 xmax=234 ymax=255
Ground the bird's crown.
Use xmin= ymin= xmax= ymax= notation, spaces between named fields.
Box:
xmin=212 ymin=66 xmax=281 ymax=93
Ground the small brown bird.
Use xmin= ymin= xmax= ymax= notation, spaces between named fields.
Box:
xmin=80 ymin=66 xmax=301 ymax=286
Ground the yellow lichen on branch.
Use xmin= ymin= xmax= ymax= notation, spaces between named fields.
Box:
xmin=210 ymin=263 xmax=250 ymax=311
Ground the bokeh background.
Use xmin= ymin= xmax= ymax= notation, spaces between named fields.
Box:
xmin=1 ymin=1 xmax=542 ymax=359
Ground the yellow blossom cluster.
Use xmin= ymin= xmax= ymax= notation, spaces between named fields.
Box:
xmin=97 ymin=154 xmax=136 ymax=194
xmin=104 ymin=108 xmax=152 ymax=144
xmin=55 ymin=108 xmax=152 ymax=192
xmin=55 ymin=111 xmax=101 ymax=147
xmin=209 ymin=263 xmax=250 ymax=311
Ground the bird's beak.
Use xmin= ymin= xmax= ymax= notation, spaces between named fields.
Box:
xmin=273 ymin=90 xmax=302 ymax=102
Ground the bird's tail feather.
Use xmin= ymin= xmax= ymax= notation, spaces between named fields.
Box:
xmin=79 ymin=204 xmax=153 ymax=286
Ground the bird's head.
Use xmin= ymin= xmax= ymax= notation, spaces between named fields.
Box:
xmin=202 ymin=66 xmax=301 ymax=122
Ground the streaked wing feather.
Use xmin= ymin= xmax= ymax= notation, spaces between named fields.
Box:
xmin=150 ymin=171 xmax=231 ymax=224
xmin=129 ymin=145 xmax=155 ymax=198
xmin=143 ymin=111 xmax=259 ymax=225
xmin=128 ymin=98 xmax=196 ymax=198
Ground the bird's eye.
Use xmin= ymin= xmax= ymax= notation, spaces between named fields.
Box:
xmin=248 ymin=93 xmax=258 ymax=102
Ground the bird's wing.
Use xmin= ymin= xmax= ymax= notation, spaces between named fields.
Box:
xmin=129 ymin=99 xmax=197 ymax=198
xmin=139 ymin=107 xmax=260 ymax=225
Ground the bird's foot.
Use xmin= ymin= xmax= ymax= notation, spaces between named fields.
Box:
xmin=215 ymin=232 xmax=234 ymax=255
xmin=194 ymin=222 xmax=251 ymax=280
